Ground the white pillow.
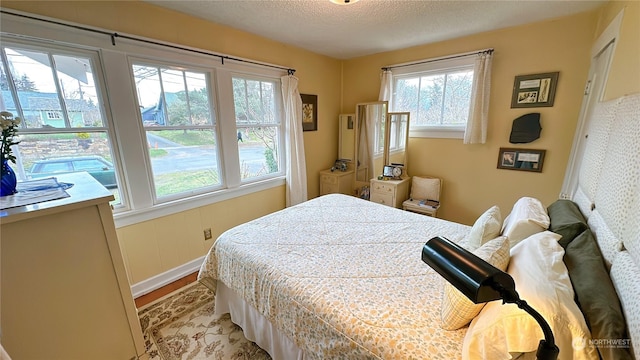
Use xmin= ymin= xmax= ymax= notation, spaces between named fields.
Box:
xmin=440 ymin=236 xmax=509 ymax=330
xmin=501 ymin=197 xmax=550 ymax=247
xmin=462 ymin=231 xmax=599 ymax=360
xmin=465 ymin=206 xmax=502 ymax=251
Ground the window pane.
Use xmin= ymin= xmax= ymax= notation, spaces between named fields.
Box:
xmin=146 ymin=129 xmax=220 ymax=197
xmin=419 ymin=74 xmax=445 ymax=126
xmin=19 ymin=132 xmax=121 ymax=205
xmin=442 ymin=70 xmax=473 ymax=125
xmin=53 ymin=54 xmax=104 ymax=128
xmin=237 ymin=126 xmax=280 ymax=179
xmin=233 ymin=76 xmax=281 ymax=182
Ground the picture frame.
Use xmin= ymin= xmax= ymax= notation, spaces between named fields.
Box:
xmin=497 ymin=148 xmax=546 ymax=172
xmin=301 ymin=94 xmax=318 ymax=131
xmin=510 ymin=72 xmax=559 ymax=108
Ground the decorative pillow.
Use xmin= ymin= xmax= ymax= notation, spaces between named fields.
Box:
xmin=462 ymin=231 xmax=599 ymax=360
xmin=501 ymin=197 xmax=550 ymax=247
xmin=440 ymin=236 xmax=510 ymax=330
xmin=564 ymin=229 xmax=632 ymax=360
xmin=548 ymin=199 xmax=588 ymax=248
xmin=465 ymin=206 xmax=502 ymax=251
xmin=410 ymin=176 xmax=440 ymax=201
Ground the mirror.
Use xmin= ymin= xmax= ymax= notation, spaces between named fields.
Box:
xmin=384 ymin=112 xmax=411 ymax=174
xmin=338 ymin=114 xmax=355 ymax=162
xmin=354 ymin=101 xmax=388 ymax=188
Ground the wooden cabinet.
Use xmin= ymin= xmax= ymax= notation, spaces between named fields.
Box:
xmin=319 ymin=169 xmax=355 ymax=196
xmin=370 ymin=177 xmax=410 ymax=208
xmin=0 ymin=173 xmax=146 ymax=360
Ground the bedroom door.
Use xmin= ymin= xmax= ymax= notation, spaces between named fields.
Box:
xmin=560 ymin=11 xmax=623 ymax=198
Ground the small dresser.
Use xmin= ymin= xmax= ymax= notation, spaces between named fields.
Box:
xmin=370 ymin=177 xmax=410 ymax=208
xmin=319 ymin=169 xmax=355 ymax=196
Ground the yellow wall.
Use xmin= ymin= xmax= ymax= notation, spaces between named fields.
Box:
xmin=1 ymin=0 xmax=342 ymax=284
xmin=343 ymin=11 xmax=600 ymax=225
xmin=596 ymin=1 xmax=640 ymax=100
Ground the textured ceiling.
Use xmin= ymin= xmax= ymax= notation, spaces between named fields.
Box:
xmin=144 ymin=0 xmax=605 ymax=59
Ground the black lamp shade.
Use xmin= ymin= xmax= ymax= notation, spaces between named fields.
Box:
xmin=422 ymin=236 xmax=516 ymax=303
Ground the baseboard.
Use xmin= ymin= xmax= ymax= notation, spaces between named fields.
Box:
xmin=131 ymin=256 xmax=205 ymax=298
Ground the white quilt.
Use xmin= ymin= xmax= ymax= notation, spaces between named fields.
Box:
xmin=198 ymin=194 xmax=472 ymax=359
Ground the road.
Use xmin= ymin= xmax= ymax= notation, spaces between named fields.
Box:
xmin=147 ymin=133 xmax=269 ymax=176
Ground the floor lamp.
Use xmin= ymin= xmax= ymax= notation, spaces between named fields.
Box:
xmin=422 ymin=236 xmax=559 ymax=360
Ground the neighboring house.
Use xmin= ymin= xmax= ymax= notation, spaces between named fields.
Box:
xmin=140 ymin=92 xmax=178 ymax=126
xmin=1 ymin=90 xmax=99 ymax=127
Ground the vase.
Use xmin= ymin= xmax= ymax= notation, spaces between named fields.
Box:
xmin=1 ymin=160 xmax=18 ymax=197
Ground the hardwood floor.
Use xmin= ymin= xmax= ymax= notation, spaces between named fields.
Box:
xmin=134 ymin=271 xmax=199 ymax=309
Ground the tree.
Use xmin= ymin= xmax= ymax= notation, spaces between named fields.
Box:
xmin=1 ymin=73 xmax=38 ymax=91
xmin=166 ymin=88 xmax=212 ymax=129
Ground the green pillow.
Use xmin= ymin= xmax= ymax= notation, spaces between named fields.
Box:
xmin=547 ymin=199 xmax=588 ymax=248
xmin=564 ymin=229 xmax=632 ymax=360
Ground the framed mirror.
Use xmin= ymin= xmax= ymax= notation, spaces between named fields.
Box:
xmin=354 ymin=101 xmax=388 ymax=189
xmin=384 ymin=112 xmax=411 ymax=175
xmin=338 ymin=114 xmax=355 ymax=162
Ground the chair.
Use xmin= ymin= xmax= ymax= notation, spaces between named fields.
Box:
xmin=402 ymin=175 xmax=442 ymax=217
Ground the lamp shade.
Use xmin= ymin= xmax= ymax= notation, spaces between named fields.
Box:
xmin=422 ymin=236 xmax=516 ymax=303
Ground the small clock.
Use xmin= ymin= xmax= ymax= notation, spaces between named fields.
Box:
xmin=383 ymin=165 xmax=403 ymax=179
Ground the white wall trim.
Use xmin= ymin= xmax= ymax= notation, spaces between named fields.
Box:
xmin=130 ymin=256 xmax=205 ymax=299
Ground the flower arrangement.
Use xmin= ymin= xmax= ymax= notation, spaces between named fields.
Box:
xmin=1 ymin=111 xmax=21 ymax=166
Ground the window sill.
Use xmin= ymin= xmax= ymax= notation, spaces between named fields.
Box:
xmin=113 ymin=177 xmax=285 ymax=228
xmin=409 ymin=127 xmax=465 ymax=139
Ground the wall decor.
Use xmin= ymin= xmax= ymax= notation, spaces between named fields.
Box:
xmin=497 ymin=147 xmax=546 ymax=172
xmin=510 ymin=72 xmax=559 ymax=108
xmin=301 ymin=94 xmax=318 ymax=131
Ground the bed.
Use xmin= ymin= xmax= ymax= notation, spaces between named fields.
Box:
xmin=199 ymin=92 xmax=639 ymax=360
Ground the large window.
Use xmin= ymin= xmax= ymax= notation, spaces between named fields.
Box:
xmin=132 ymin=62 xmax=220 ymax=199
xmin=0 ymin=42 xmax=122 ymax=204
xmin=232 ymin=76 xmax=282 ymax=181
xmin=390 ymin=56 xmax=475 ymax=138
xmin=1 ymin=16 xmax=288 ymax=224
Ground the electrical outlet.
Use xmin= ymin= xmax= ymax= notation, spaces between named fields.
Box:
xmin=203 ymin=228 xmax=212 ymax=240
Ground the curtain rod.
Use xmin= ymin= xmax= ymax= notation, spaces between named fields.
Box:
xmin=381 ymin=48 xmax=493 ymax=71
xmin=0 ymin=9 xmax=296 ymax=75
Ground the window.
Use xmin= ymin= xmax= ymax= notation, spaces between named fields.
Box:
xmin=132 ymin=61 xmax=220 ymax=199
xmin=232 ymin=76 xmax=282 ymax=181
xmin=1 ymin=15 xmax=288 ymax=225
xmin=390 ymin=56 xmax=475 ymax=138
xmin=0 ymin=42 xmax=122 ymax=204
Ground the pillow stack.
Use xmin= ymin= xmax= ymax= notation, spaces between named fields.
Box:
xmin=501 ymin=196 xmax=550 ymax=247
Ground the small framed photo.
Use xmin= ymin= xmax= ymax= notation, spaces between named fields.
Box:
xmin=511 ymin=72 xmax=559 ymax=108
xmin=497 ymin=148 xmax=546 ymax=172
xmin=301 ymin=94 xmax=318 ymax=131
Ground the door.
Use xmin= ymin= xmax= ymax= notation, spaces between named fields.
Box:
xmin=560 ymin=11 xmax=623 ymax=198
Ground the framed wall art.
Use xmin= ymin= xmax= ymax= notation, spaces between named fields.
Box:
xmin=301 ymin=94 xmax=318 ymax=131
xmin=510 ymin=72 xmax=559 ymax=108
xmin=497 ymin=147 xmax=546 ymax=172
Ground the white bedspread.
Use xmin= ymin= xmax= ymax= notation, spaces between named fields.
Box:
xmin=198 ymin=194 xmax=472 ymax=359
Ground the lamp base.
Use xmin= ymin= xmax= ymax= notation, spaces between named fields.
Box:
xmin=536 ymin=340 xmax=559 ymax=360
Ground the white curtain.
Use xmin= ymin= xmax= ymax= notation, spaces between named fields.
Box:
xmin=280 ymin=75 xmax=308 ymax=207
xmin=379 ymin=69 xmax=393 ymax=103
xmin=464 ymin=51 xmax=493 ymax=144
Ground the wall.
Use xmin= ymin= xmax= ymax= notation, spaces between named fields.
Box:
xmin=596 ymin=1 xmax=640 ymax=100
xmin=1 ymin=0 xmax=343 ymax=285
xmin=343 ymin=11 xmax=600 ymax=225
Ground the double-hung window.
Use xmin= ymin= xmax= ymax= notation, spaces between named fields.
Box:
xmin=0 ymin=41 xmax=123 ymax=204
xmin=390 ymin=56 xmax=475 ymax=138
xmin=131 ymin=61 xmax=220 ymax=199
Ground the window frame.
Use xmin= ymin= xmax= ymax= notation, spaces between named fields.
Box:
xmin=0 ymin=11 xmax=288 ymax=228
xmin=390 ymin=56 xmax=476 ymax=139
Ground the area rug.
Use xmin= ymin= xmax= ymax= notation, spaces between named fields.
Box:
xmin=138 ymin=282 xmax=271 ymax=360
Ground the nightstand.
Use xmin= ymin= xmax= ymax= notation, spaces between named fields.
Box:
xmin=370 ymin=177 xmax=410 ymax=208
xmin=319 ymin=169 xmax=355 ymax=196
